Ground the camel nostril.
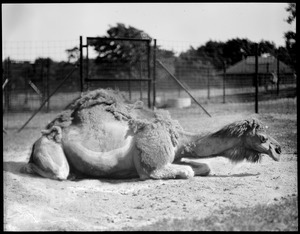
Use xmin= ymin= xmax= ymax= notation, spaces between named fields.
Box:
xmin=275 ymin=146 xmax=281 ymax=154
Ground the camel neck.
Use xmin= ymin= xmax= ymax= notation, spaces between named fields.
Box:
xmin=176 ymin=132 xmax=241 ymax=159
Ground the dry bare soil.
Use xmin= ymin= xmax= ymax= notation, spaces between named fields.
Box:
xmin=3 ymin=106 xmax=297 ymax=231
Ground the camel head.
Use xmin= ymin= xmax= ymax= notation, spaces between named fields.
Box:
xmin=242 ymin=118 xmax=281 ymax=162
xmin=211 ymin=118 xmax=282 ymax=163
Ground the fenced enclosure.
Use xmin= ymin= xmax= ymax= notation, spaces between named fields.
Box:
xmin=2 ymin=37 xmax=297 ymax=131
xmin=154 ymin=40 xmax=296 ymax=105
xmin=80 ymin=36 xmax=152 ymax=107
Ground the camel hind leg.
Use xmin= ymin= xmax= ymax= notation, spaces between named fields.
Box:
xmin=22 ymin=126 xmax=70 ymax=180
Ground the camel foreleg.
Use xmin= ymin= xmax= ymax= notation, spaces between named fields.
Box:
xmin=174 ymin=160 xmax=211 ymax=176
xmin=149 ymin=164 xmax=195 ymax=179
xmin=133 ymin=150 xmax=195 ymax=180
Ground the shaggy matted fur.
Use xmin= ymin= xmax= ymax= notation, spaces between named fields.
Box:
xmin=46 ymin=89 xmax=144 ymax=129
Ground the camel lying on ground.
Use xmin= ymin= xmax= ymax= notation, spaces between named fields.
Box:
xmin=22 ymin=89 xmax=281 ymax=180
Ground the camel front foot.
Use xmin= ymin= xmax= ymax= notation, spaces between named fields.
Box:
xmin=175 ymin=160 xmax=211 ymax=176
xmin=138 ymin=164 xmax=195 ymax=180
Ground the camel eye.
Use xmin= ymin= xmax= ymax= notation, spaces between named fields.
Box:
xmin=259 ymin=135 xmax=268 ymax=143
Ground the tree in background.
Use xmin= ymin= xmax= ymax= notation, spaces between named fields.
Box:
xmin=283 ymin=3 xmax=296 ymax=70
xmin=88 ymin=23 xmax=152 ymax=80
xmin=180 ymin=38 xmax=279 ymax=70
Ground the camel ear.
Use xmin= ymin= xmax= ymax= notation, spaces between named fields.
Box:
xmin=249 ymin=118 xmax=262 ymax=135
xmin=252 ymin=119 xmax=260 ymax=128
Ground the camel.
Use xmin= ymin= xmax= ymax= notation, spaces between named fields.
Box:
xmin=22 ymin=88 xmax=281 ymax=181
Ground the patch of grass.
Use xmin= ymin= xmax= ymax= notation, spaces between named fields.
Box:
xmin=125 ymin=196 xmax=298 ymax=231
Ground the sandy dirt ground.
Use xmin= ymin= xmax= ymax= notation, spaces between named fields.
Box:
xmin=3 ymin=111 xmax=297 ymax=231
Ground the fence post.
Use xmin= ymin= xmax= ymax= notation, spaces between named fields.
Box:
xmin=40 ymin=60 xmax=45 ymax=109
xmin=139 ymin=60 xmax=143 ymax=100
xmin=207 ymin=63 xmax=210 ymax=100
xmin=147 ymin=40 xmax=151 ymax=108
xmin=86 ymin=42 xmax=89 ymax=82
xmin=79 ymin=36 xmax=84 ymax=93
xmin=153 ymin=39 xmax=157 ymax=108
xmin=46 ymin=58 xmax=50 ymax=112
xmin=255 ymin=43 xmax=259 ymax=114
xmin=223 ymin=60 xmax=226 ymax=103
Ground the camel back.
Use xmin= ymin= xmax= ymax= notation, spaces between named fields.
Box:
xmin=45 ymin=89 xmax=182 ymax=136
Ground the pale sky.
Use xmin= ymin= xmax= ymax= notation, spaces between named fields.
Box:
xmin=2 ymin=3 xmax=296 ymax=61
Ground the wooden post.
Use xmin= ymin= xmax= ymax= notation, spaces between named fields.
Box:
xmin=40 ymin=60 xmax=45 ymax=109
xmin=79 ymin=36 xmax=84 ymax=93
xmin=46 ymin=59 xmax=50 ymax=112
xmin=86 ymin=43 xmax=89 ymax=81
xmin=139 ymin=60 xmax=143 ymax=100
xmin=147 ymin=40 xmax=151 ymax=108
xmin=255 ymin=44 xmax=259 ymax=114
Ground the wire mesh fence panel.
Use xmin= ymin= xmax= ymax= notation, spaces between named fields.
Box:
xmin=154 ymin=40 xmax=296 ymax=115
xmin=82 ymin=37 xmax=152 ymax=105
xmin=3 ymin=40 xmax=79 ymax=63
xmin=2 ymin=39 xmax=82 ymax=131
xmin=2 ymin=38 xmax=297 ymax=131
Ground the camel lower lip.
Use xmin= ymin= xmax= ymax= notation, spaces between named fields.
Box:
xmin=270 ymin=154 xmax=280 ymax=161
xmin=273 ymin=156 xmax=279 ymax=161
